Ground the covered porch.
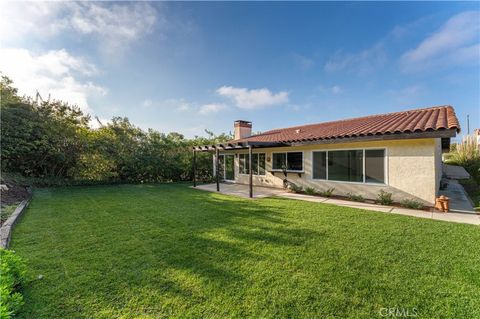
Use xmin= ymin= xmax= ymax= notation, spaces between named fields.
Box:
xmin=191 ymin=139 xmax=285 ymax=198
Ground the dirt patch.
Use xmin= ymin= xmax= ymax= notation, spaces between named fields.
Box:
xmin=1 ymin=183 xmax=29 ymax=206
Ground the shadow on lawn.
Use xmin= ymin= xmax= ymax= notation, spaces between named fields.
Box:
xmin=49 ymin=186 xmax=325 ymax=317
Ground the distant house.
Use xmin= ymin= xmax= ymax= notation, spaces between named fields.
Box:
xmin=194 ymin=105 xmax=460 ymax=205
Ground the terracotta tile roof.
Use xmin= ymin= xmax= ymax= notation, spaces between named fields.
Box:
xmin=233 ymin=105 xmax=460 ymax=144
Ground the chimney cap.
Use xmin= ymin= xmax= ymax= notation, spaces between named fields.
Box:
xmin=234 ymin=120 xmax=252 ymax=127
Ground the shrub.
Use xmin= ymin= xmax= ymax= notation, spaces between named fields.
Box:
xmin=376 ymin=190 xmax=393 ymax=205
xmin=400 ymin=199 xmax=424 ymax=209
xmin=289 ymin=184 xmax=303 ymax=193
xmin=319 ymin=188 xmax=335 ymax=197
xmin=449 ymin=134 xmax=480 ymax=166
xmin=347 ymin=193 xmax=365 ymax=202
xmin=0 ymin=249 xmax=27 ymax=319
xmin=304 ymin=187 xmax=317 ymax=195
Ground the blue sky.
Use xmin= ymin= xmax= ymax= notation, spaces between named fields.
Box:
xmin=1 ymin=2 xmax=479 ymax=139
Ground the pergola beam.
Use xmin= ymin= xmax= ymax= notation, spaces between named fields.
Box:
xmin=249 ymin=145 xmax=253 ymax=198
xmin=192 ymin=149 xmax=196 ymax=187
xmin=215 ymin=147 xmax=220 ymax=192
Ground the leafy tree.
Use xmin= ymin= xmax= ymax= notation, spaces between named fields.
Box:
xmin=1 ymin=75 xmax=232 ymax=184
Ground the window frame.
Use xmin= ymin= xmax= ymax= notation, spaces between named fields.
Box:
xmin=311 ymin=147 xmax=388 ymax=185
xmin=271 ymin=151 xmax=304 ymax=173
xmin=238 ymin=153 xmax=267 ymax=176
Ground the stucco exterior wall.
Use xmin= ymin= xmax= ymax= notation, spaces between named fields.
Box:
xmin=221 ymin=138 xmax=441 ymax=205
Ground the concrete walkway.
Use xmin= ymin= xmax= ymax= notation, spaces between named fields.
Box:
xmin=193 ymin=183 xmax=480 ymax=225
xmin=443 ymin=164 xmax=470 ymax=180
xmin=439 ymin=179 xmax=475 ymax=214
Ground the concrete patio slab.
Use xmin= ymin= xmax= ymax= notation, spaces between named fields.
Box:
xmin=192 ymin=183 xmax=479 ymax=225
xmin=193 ymin=183 xmax=285 ymax=199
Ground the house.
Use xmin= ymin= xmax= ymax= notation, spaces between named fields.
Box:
xmin=193 ymin=105 xmax=460 ymax=205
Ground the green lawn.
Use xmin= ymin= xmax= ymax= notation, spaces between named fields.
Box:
xmin=11 ymin=184 xmax=480 ymax=318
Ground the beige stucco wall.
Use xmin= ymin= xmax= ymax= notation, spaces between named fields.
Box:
xmin=221 ymin=138 xmax=442 ymax=205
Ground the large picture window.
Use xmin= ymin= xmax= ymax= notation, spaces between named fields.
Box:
xmin=312 ymin=151 xmax=327 ymax=179
xmin=365 ymin=149 xmax=385 ymax=183
xmin=239 ymin=153 xmax=266 ymax=175
xmin=312 ymin=149 xmax=385 ymax=184
xmin=272 ymin=152 xmax=303 ymax=172
xmin=328 ymin=150 xmax=363 ymax=182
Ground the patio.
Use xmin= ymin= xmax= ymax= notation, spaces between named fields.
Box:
xmin=193 ymin=183 xmax=480 ymax=225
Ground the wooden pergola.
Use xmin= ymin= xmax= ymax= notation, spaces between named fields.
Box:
xmin=192 ymin=141 xmax=284 ymax=198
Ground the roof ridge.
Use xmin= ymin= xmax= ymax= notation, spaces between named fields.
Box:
xmin=251 ymin=105 xmax=453 ymax=137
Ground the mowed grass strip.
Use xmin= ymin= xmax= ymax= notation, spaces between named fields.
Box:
xmin=11 ymin=184 xmax=480 ymax=318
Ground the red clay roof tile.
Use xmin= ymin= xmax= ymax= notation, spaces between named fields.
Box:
xmin=233 ymin=105 xmax=460 ymax=144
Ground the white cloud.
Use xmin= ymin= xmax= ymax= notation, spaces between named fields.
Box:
xmin=0 ymin=2 xmax=158 ymax=56
xmin=164 ymin=98 xmax=191 ymax=111
xmin=292 ymin=53 xmax=314 ymax=70
xmin=401 ymin=11 xmax=480 ymax=72
xmin=198 ymin=103 xmax=227 ymax=115
xmin=143 ymin=99 xmax=153 ymax=107
xmin=216 ymin=86 xmax=289 ymax=109
xmin=331 ymin=85 xmax=343 ymax=95
xmin=0 ymin=48 xmax=106 ymax=113
xmin=324 ymin=43 xmax=387 ymax=75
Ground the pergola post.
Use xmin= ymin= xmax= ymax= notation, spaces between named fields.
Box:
xmin=215 ymin=147 xmax=220 ymax=192
xmin=249 ymin=145 xmax=253 ymax=198
xmin=192 ymin=149 xmax=197 ymax=187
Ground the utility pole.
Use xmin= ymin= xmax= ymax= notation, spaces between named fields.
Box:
xmin=467 ymin=115 xmax=470 ymax=135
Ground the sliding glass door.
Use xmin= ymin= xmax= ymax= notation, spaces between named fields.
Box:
xmin=218 ymin=154 xmax=235 ymax=182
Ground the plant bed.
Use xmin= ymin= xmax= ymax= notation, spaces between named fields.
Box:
xmin=289 ymin=189 xmax=432 ymax=212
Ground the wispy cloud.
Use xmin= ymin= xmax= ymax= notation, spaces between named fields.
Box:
xmin=0 ymin=48 xmax=106 ymax=113
xmin=400 ymin=11 xmax=480 ymax=72
xmin=292 ymin=53 xmax=315 ymax=71
xmin=216 ymin=86 xmax=289 ymax=109
xmin=198 ymin=103 xmax=227 ymax=115
xmin=324 ymin=43 xmax=387 ymax=75
xmin=0 ymin=2 xmax=158 ymax=56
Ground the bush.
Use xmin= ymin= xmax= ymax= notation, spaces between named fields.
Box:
xmin=319 ymin=188 xmax=335 ymax=197
xmin=376 ymin=190 xmax=393 ymax=205
xmin=347 ymin=193 xmax=365 ymax=202
xmin=0 ymin=249 xmax=27 ymax=319
xmin=449 ymin=134 xmax=480 ymax=166
xmin=304 ymin=187 xmax=317 ymax=195
xmin=289 ymin=184 xmax=303 ymax=193
xmin=400 ymin=199 xmax=424 ymax=209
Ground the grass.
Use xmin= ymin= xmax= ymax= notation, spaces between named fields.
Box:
xmin=459 ymin=179 xmax=480 ymax=210
xmin=1 ymin=203 xmax=18 ymax=224
xmin=11 ymin=184 xmax=480 ymax=318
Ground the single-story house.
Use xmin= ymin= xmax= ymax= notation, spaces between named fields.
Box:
xmin=193 ymin=105 xmax=460 ymax=205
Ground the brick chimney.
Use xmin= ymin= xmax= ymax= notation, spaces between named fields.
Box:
xmin=234 ymin=120 xmax=252 ymax=140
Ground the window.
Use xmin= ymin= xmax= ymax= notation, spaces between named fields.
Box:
xmin=365 ymin=149 xmax=385 ymax=183
xmin=272 ymin=153 xmax=286 ymax=170
xmin=272 ymin=152 xmax=303 ymax=172
xmin=239 ymin=153 xmax=266 ymax=175
xmin=312 ymin=148 xmax=386 ymax=184
xmin=328 ymin=150 xmax=363 ymax=182
xmin=258 ymin=153 xmax=266 ymax=175
xmin=312 ymin=151 xmax=327 ymax=179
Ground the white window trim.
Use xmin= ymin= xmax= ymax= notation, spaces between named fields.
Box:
xmin=238 ymin=152 xmax=267 ymax=177
xmin=271 ymin=151 xmax=305 ymax=173
xmin=310 ymin=147 xmax=388 ymax=185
